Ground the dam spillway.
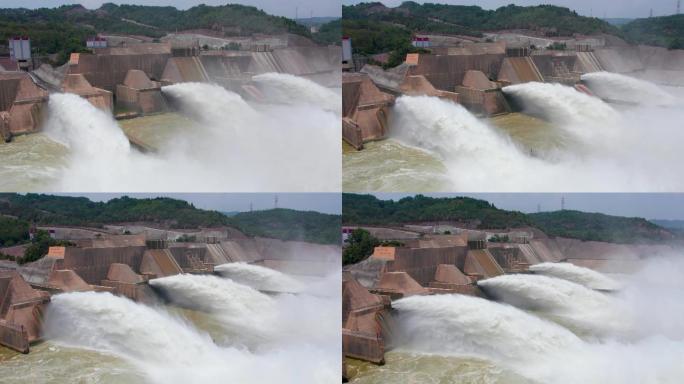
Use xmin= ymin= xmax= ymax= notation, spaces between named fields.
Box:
xmin=1 ymin=72 xmax=341 ymax=192
xmin=0 ymin=226 xmax=341 ymax=383
xmin=344 ymin=73 xmax=684 ymax=192
xmin=348 ymin=256 xmax=684 ymax=384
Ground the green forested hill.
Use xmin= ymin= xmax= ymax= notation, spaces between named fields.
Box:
xmin=0 ymin=194 xmax=228 ymax=229
xmin=528 ymin=210 xmax=674 ymax=243
xmin=0 ymin=215 xmax=29 ymax=247
xmin=343 ymin=194 xmax=673 ymax=243
xmin=312 ymin=19 xmax=342 ymax=46
xmin=0 ymin=3 xmax=311 ymax=64
xmin=342 ymin=194 xmax=530 ymax=229
xmin=621 ymin=14 xmax=684 ymax=49
xmin=227 ymin=208 xmax=341 ymax=245
xmin=0 ymin=194 xmax=341 ymax=245
xmin=343 ymin=2 xmax=620 ymax=56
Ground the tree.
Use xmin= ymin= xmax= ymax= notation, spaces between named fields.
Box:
xmin=343 ymin=228 xmax=380 ymax=265
xmin=21 ymin=230 xmax=73 ymax=265
xmin=22 ymin=230 xmax=52 ymax=264
xmin=0 ymin=216 xmax=30 ymax=246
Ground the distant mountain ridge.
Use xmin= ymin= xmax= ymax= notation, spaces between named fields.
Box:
xmin=0 ymin=194 xmax=341 ymax=246
xmin=343 ymin=193 xmax=674 ymax=244
xmin=343 ymin=2 xmax=682 ymax=59
xmin=0 ymin=3 xmax=317 ymax=64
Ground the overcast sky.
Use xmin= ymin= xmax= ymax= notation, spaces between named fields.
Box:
xmin=59 ymin=193 xmax=341 ymax=214
xmin=2 ymin=0 xmax=341 ymax=18
xmin=371 ymin=193 xmax=684 ymax=220
xmin=343 ymin=0 xmax=681 ymax=18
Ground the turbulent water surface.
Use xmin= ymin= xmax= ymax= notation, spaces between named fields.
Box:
xmin=0 ymin=269 xmax=340 ymax=384
xmin=350 ymin=258 xmax=684 ymax=384
xmin=344 ymin=73 xmax=684 ymax=192
xmin=0 ymin=73 xmax=341 ymax=192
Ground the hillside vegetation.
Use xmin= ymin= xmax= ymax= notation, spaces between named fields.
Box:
xmin=0 ymin=215 xmax=29 ymax=247
xmin=343 ymin=193 xmax=530 ymax=229
xmin=343 ymin=2 xmax=620 ymax=56
xmin=343 ymin=194 xmax=673 ymax=243
xmin=0 ymin=193 xmax=228 ymax=229
xmin=528 ymin=210 xmax=674 ymax=243
xmin=0 ymin=3 xmax=311 ymax=64
xmin=226 ymin=208 xmax=341 ymax=245
xmin=0 ymin=194 xmax=341 ymax=245
xmin=312 ymin=18 xmax=342 ymax=46
xmin=621 ymin=14 xmax=684 ymax=49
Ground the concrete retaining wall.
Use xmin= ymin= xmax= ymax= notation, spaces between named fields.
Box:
xmin=68 ymin=45 xmax=172 ymax=92
xmin=407 ymin=53 xmax=505 ymax=92
xmin=0 ymin=321 xmax=28 ymax=353
xmin=63 ymin=246 xmax=146 ymax=285
xmin=387 ymin=246 xmax=468 ymax=286
xmin=343 ymin=330 xmax=385 ymax=364
xmin=454 ymin=86 xmax=508 ymax=115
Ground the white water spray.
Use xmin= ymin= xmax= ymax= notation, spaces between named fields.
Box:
xmin=44 ymin=291 xmax=338 ymax=384
xmin=149 ymin=274 xmax=277 ymax=339
xmin=382 ymin=84 xmax=684 ymax=191
xmin=478 ymin=274 xmax=632 ymax=337
xmin=385 ymin=256 xmax=684 ymax=384
xmin=581 ymin=71 xmax=679 ymax=106
xmin=252 ymin=72 xmax=341 ymax=114
xmin=39 ymin=78 xmax=340 ymax=192
xmin=393 ymin=294 xmax=583 ymax=362
xmin=502 ymin=82 xmax=620 ymax=140
xmin=214 ymin=262 xmax=304 ymax=292
xmin=529 ymin=262 xmax=621 ymax=291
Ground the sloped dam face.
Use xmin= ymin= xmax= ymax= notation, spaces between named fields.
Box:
xmin=0 ymin=270 xmax=341 ymax=384
xmin=344 ymin=73 xmax=684 ymax=192
xmin=0 ymin=73 xmax=341 ymax=192
xmin=348 ymin=257 xmax=684 ymax=384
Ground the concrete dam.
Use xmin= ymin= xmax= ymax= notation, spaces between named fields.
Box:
xmin=343 ymin=44 xmax=684 ymax=192
xmin=0 ymin=230 xmax=341 ymax=384
xmin=0 ymin=41 xmax=341 ymax=192
xmin=343 ymin=225 xmax=684 ymax=383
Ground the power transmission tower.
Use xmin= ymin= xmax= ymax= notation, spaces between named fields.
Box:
xmin=274 ymin=195 xmax=279 ymax=209
xmin=561 ymin=197 xmax=565 ymax=211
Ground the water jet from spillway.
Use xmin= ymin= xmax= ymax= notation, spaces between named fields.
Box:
xmin=252 ymin=72 xmax=341 ymax=114
xmin=44 ymin=291 xmax=337 ymax=384
xmin=581 ymin=72 xmax=679 ymax=106
xmin=502 ymin=82 xmax=620 ymax=137
xmin=37 ymin=78 xmax=340 ymax=191
xmin=529 ymin=262 xmax=621 ymax=291
xmin=214 ymin=262 xmax=304 ymax=293
xmin=478 ymin=274 xmax=633 ymax=337
xmin=149 ymin=274 xmax=277 ymax=340
xmin=393 ymin=294 xmax=583 ymax=363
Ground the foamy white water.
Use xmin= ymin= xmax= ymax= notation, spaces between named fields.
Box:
xmin=214 ymin=262 xmax=305 ymax=292
xmin=478 ymin=274 xmax=632 ymax=337
xmin=386 ymin=84 xmax=684 ymax=191
xmin=393 ymin=294 xmax=583 ymax=362
xmin=45 ymin=291 xmax=337 ymax=384
xmin=384 ymin=257 xmax=684 ymax=384
xmin=149 ymin=274 xmax=277 ymax=340
xmin=151 ymin=272 xmax=341 ymax=348
xmin=40 ymin=78 xmax=340 ymax=192
xmin=529 ymin=262 xmax=621 ymax=290
xmin=581 ymin=71 xmax=679 ymax=106
xmin=252 ymin=72 xmax=341 ymax=114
